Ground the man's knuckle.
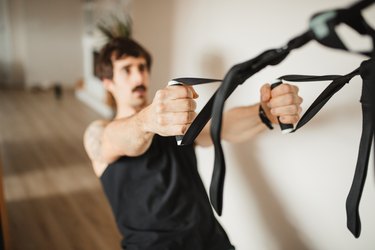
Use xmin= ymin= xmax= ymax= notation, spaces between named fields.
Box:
xmin=182 ymin=87 xmax=190 ymax=97
xmin=291 ymin=105 xmax=298 ymax=113
xmin=156 ymin=103 xmax=165 ymax=113
xmin=186 ymin=100 xmax=194 ymax=111
xmin=190 ymin=100 xmax=197 ymax=110
xmin=287 ymin=95 xmax=294 ymax=104
xmin=192 ymin=100 xmax=197 ymax=110
xmin=183 ymin=112 xmax=190 ymax=123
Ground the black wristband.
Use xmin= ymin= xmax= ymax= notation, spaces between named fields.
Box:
xmin=259 ymin=105 xmax=273 ymax=130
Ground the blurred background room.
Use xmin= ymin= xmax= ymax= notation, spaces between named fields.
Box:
xmin=0 ymin=0 xmax=374 ymax=249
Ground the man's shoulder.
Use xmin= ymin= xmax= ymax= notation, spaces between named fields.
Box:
xmin=87 ymin=119 xmax=110 ymax=129
xmin=83 ymin=119 xmax=111 ymax=177
xmin=84 ymin=119 xmax=109 ymax=145
xmin=85 ymin=119 xmax=109 ymax=134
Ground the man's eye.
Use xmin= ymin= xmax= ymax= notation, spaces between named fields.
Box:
xmin=139 ymin=64 xmax=146 ymax=72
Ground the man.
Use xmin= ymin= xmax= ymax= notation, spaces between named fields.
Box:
xmin=84 ymin=37 xmax=302 ymax=250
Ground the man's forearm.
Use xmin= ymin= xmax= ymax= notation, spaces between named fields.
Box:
xmin=195 ymin=104 xmax=266 ymax=147
xmin=221 ymin=104 xmax=266 ymax=143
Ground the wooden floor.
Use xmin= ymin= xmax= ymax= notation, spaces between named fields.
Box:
xmin=0 ymin=89 xmax=121 ymax=250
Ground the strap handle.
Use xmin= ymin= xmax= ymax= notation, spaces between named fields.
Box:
xmin=270 ymin=80 xmax=295 ymax=134
xmin=168 ymin=78 xmax=222 ymax=145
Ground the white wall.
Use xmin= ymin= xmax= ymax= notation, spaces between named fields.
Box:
xmin=133 ymin=1 xmax=375 ymax=249
xmin=5 ymin=0 xmax=83 ymax=88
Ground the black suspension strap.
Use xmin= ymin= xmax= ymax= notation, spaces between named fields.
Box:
xmin=209 ymin=0 xmax=375 ymax=217
xmin=271 ymin=58 xmax=373 ymax=238
xmin=169 ymin=0 xmax=375 ymax=226
xmin=276 ymin=0 xmax=375 ymax=237
xmin=167 ymin=29 xmax=312 ymax=148
xmin=166 ymin=31 xmax=310 ymax=215
xmin=208 ymin=32 xmax=313 ymax=215
xmin=310 ymin=0 xmax=375 ymax=57
xmin=346 ymin=58 xmax=375 ymax=238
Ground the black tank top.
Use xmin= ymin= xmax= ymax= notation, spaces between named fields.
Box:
xmin=100 ymin=135 xmax=234 ymax=250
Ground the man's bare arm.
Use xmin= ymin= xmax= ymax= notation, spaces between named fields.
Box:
xmin=195 ymin=83 xmax=302 ymax=147
xmin=84 ymin=85 xmax=198 ymax=171
xmin=194 ymin=104 xmax=265 ymax=147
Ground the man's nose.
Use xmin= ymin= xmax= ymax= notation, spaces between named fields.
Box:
xmin=131 ymin=69 xmax=143 ymax=84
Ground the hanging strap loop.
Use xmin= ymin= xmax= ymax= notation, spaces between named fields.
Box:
xmin=345 ymin=57 xmax=375 ymax=238
xmin=273 ymin=58 xmax=375 ymax=238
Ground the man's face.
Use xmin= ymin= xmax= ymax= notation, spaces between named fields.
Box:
xmin=111 ymin=56 xmax=150 ymax=110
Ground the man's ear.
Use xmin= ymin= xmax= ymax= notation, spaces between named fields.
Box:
xmin=102 ymin=78 xmax=115 ymax=92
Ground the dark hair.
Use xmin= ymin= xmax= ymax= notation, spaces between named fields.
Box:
xmin=97 ymin=37 xmax=152 ymax=80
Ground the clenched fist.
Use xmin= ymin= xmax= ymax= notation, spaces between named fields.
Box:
xmin=143 ymin=85 xmax=199 ymax=136
xmin=260 ymin=83 xmax=303 ymax=125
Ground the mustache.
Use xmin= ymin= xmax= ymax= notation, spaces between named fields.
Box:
xmin=132 ymin=85 xmax=147 ymax=92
